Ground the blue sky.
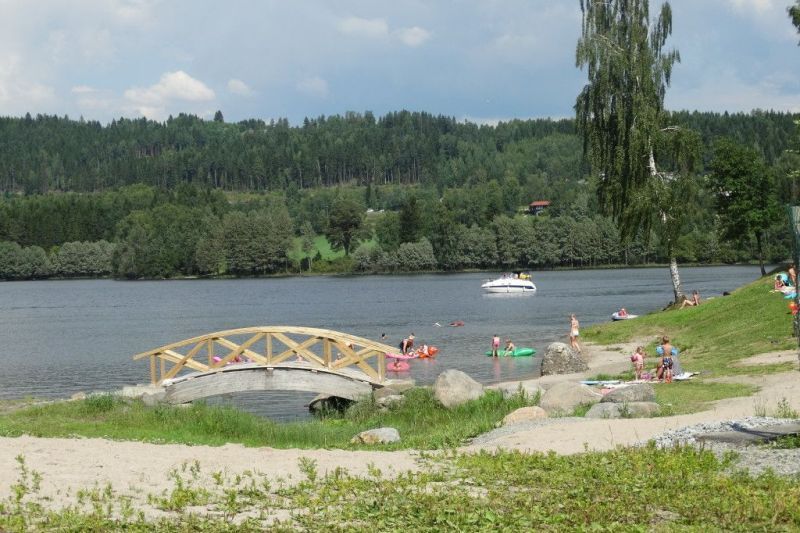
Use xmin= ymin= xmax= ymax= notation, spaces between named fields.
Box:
xmin=1 ymin=0 xmax=798 ymax=124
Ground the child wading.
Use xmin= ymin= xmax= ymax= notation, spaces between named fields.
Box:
xmin=491 ymin=334 xmax=501 ymax=357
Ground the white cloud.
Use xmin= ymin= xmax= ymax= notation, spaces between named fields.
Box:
xmin=337 ymin=17 xmax=389 ymax=38
xmin=669 ymin=69 xmax=800 ymax=113
xmin=227 ymin=78 xmax=253 ymax=96
xmin=0 ymin=53 xmax=56 ymax=112
xmin=124 ymin=70 xmax=215 ymax=104
xmin=123 ymin=70 xmax=215 ymax=119
xmin=296 ymin=76 xmax=329 ymax=99
xmin=71 ymin=85 xmax=96 ymax=94
xmin=395 ymin=26 xmax=431 ymax=47
xmin=727 ymin=0 xmax=777 ymax=14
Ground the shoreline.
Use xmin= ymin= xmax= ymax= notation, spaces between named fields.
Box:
xmin=2 ymin=341 xmax=798 ymax=503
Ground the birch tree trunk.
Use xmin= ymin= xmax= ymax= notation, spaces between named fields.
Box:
xmin=669 ymin=255 xmax=683 ymax=303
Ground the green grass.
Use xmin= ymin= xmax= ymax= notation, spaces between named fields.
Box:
xmin=583 ymin=275 xmax=796 ymax=377
xmin=0 ymin=388 xmax=530 ymax=450
xmin=4 ymin=446 xmax=800 ymax=531
xmin=655 ymin=381 xmax=758 ymax=416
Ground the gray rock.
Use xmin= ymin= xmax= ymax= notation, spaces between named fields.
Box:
xmin=141 ymin=389 xmax=167 ymax=406
xmin=539 ymin=382 xmax=602 ymax=415
xmin=540 ymin=342 xmax=588 ymax=375
xmin=373 ymin=380 xmax=415 ymax=401
xmin=502 ymin=406 xmax=548 ymax=426
xmin=434 ymin=370 xmax=484 ymax=408
xmin=490 ymin=381 xmax=544 ymax=401
xmin=601 ymin=384 xmax=656 ymax=403
xmin=585 ymin=403 xmax=622 ymax=419
xmin=350 ymin=427 xmax=401 ymax=445
xmin=376 ymin=394 xmax=404 ymax=408
xmin=117 ymin=384 xmax=165 ymax=399
xmin=70 ymin=392 xmax=87 ymax=401
xmin=625 ymin=402 xmax=661 ymax=417
xmin=586 ymin=401 xmax=660 ymax=418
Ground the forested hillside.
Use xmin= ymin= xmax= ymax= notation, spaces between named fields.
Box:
xmin=0 ymin=110 xmax=797 ymax=280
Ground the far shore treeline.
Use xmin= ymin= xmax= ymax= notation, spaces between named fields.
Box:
xmin=0 ymin=110 xmax=798 ymax=280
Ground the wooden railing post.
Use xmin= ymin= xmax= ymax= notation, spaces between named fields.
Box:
xmin=323 ymin=338 xmax=332 ymax=368
xmin=150 ymin=354 xmax=157 ymax=384
xmin=266 ymin=333 xmax=272 ymax=364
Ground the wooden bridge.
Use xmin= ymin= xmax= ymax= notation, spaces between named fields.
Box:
xmin=132 ymin=326 xmax=397 ymax=403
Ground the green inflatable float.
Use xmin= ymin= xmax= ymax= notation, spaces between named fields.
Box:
xmin=485 ymin=348 xmax=536 ymax=357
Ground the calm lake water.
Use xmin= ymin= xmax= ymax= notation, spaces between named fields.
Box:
xmin=0 ymin=266 xmax=763 ymax=419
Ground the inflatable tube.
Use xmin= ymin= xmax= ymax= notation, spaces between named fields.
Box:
xmin=416 ymin=346 xmax=439 ymax=358
xmin=485 ymin=348 xmax=536 ymax=357
xmin=449 ymin=320 xmax=465 ymax=327
xmin=655 ymin=346 xmax=679 ymax=356
xmin=385 ymin=352 xmax=418 ymax=360
xmin=387 ymin=361 xmax=410 ymax=372
xmin=611 ymin=312 xmax=638 ymax=321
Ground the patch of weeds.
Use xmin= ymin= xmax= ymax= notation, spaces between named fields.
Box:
xmin=570 ymin=403 xmax=593 ymax=417
xmin=753 ymin=398 xmax=768 ymax=417
xmin=148 ymin=461 xmax=210 ymax=512
xmin=766 ymin=434 xmax=800 ymax=449
xmin=774 ymin=397 xmax=799 ymax=419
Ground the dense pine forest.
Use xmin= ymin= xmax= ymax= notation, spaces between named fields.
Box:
xmin=0 ymin=110 xmax=798 ymax=279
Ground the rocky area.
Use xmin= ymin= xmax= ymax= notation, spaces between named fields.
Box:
xmin=647 ymin=417 xmax=800 ymax=476
xmin=540 ymin=342 xmax=588 ymax=375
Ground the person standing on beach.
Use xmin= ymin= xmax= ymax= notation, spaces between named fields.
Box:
xmin=569 ymin=314 xmax=581 ymax=354
xmin=491 ymin=334 xmax=501 ymax=357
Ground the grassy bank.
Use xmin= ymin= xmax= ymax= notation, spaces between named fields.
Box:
xmin=3 ymin=446 xmax=800 ymax=531
xmin=584 ymin=275 xmax=797 ymax=377
xmin=0 ymin=388 xmax=529 ymax=450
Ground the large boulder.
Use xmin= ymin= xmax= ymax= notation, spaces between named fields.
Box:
xmin=490 ymin=381 xmax=544 ymax=401
xmin=539 ymin=382 xmax=602 ymax=415
xmin=502 ymin=406 xmax=548 ymax=426
xmin=601 ymin=384 xmax=656 ymax=404
xmin=350 ymin=427 xmax=401 ymax=445
xmin=540 ymin=342 xmax=589 ymax=376
xmin=585 ymin=401 xmax=660 ymax=419
xmin=434 ymin=370 xmax=484 ymax=408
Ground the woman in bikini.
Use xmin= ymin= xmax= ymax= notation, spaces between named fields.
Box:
xmin=569 ymin=314 xmax=581 ymax=354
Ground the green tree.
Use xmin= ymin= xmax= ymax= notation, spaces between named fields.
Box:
xmin=398 ymin=195 xmax=423 ymax=244
xmin=325 ymin=197 xmax=364 ymax=255
xmin=575 ymin=0 xmax=699 ymax=301
xmin=299 ymin=221 xmax=316 ymax=271
xmin=791 ymin=1 xmax=800 ymax=42
xmin=709 ymin=139 xmax=778 ymax=275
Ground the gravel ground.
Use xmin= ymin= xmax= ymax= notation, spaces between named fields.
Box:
xmin=647 ymin=416 xmax=800 ymax=477
xmin=472 ymin=416 xmax=800 ymax=477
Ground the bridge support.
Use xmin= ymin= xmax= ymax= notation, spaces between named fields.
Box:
xmin=163 ymin=364 xmax=375 ymax=404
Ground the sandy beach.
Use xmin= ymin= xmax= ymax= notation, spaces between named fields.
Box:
xmin=1 ymin=342 xmax=798 ymax=512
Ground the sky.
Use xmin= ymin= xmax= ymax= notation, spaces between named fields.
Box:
xmin=0 ymin=0 xmax=798 ymax=125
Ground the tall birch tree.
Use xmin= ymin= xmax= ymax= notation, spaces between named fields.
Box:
xmin=575 ymin=0 xmax=700 ymax=302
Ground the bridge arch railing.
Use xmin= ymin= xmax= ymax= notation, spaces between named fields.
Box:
xmin=132 ymin=326 xmax=396 ymax=385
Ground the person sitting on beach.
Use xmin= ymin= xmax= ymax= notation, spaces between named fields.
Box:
xmin=774 ymin=274 xmax=787 ymax=291
xmin=503 ymin=339 xmax=515 ymax=356
xmin=630 ymin=346 xmax=645 ymax=380
xmin=679 ymin=290 xmax=700 ymax=309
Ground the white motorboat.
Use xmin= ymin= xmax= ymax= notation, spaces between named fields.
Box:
xmin=481 ymin=275 xmax=536 ymax=293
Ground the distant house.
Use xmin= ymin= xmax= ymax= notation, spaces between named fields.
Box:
xmin=528 ymin=200 xmax=551 ymax=216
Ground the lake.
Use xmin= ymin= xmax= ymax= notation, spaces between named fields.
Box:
xmin=0 ymin=266 xmax=763 ymax=419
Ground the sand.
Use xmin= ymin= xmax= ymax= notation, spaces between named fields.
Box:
xmin=1 ymin=341 xmax=799 ymax=512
